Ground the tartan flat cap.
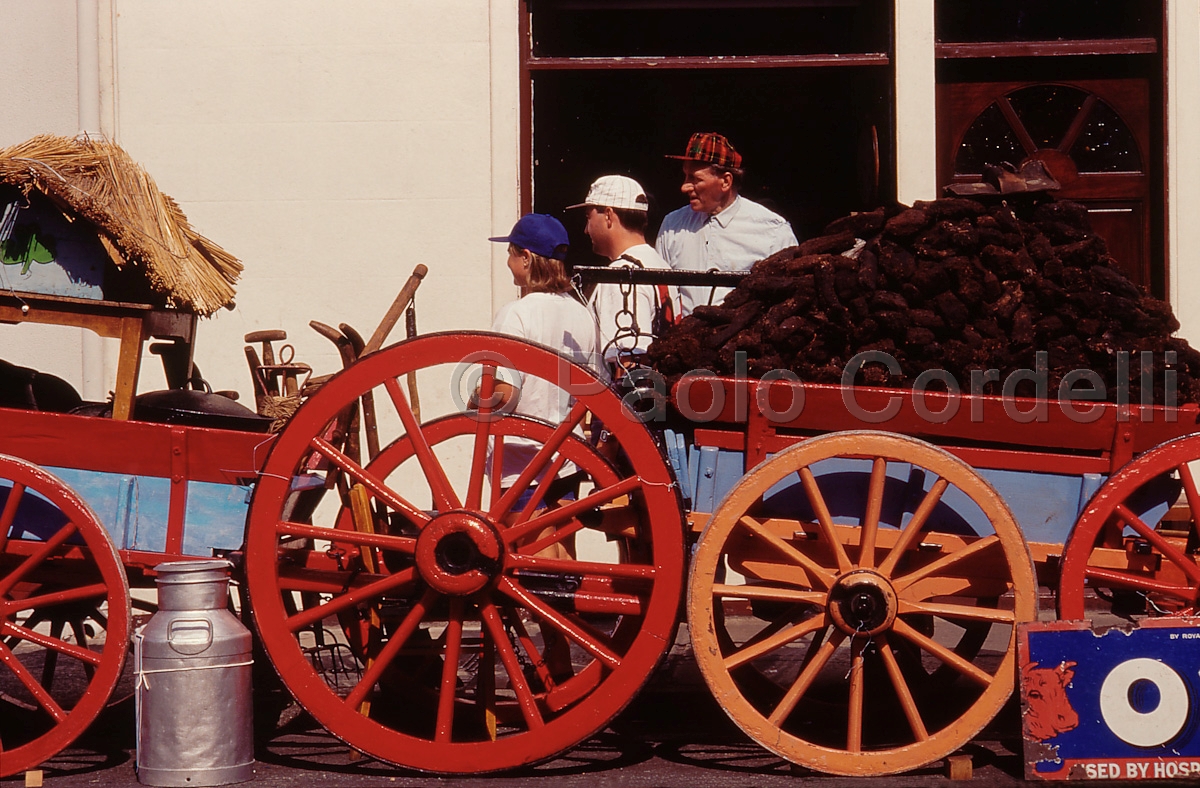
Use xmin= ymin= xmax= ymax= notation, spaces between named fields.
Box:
xmin=666 ymin=132 xmax=743 ymax=170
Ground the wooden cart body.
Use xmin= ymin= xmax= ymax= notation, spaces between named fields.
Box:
xmin=4 ymin=299 xmax=1200 ymax=778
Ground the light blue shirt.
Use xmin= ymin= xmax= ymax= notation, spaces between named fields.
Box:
xmin=655 ymin=195 xmax=798 ymax=314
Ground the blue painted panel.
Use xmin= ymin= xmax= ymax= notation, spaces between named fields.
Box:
xmin=183 ymin=480 xmax=252 ymax=555
xmin=50 ymin=467 xmax=171 ymax=552
xmin=19 ymin=467 xmax=251 ymax=557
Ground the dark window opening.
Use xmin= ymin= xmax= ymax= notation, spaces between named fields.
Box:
xmin=531 ymin=0 xmax=892 ymax=58
xmin=532 ymin=67 xmax=893 ymax=267
xmin=937 ymin=0 xmax=1159 ymax=44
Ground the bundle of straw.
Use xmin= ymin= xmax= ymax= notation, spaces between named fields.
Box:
xmin=0 ymin=134 xmax=242 ymax=315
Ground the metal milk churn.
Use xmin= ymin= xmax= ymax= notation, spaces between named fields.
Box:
xmin=135 ymin=559 xmax=255 ymax=786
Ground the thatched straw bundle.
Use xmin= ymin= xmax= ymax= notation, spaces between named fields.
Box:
xmin=0 ymin=134 xmax=241 ymax=315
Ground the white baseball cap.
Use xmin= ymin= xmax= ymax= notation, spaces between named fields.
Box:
xmin=567 ymin=174 xmax=649 ymax=212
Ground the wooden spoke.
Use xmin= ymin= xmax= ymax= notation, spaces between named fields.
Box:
xmin=891 ymin=617 xmax=992 ymax=687
xmin=506 ymin=476 xmax=642 ymax=547
xmin=477 ymin=629 xmax=498 ymax=741
xmin=276 ymin=520 xmax=416 ymax=554
xmin=1083 ymin=565 xmax=1200 ymax=601
xmin=1179 ymin=462 xmax=1200 ymax=521
xmin=725 ymin=613 xmax=826 ymax=671
xmin=0 ymin=481 xmax=25 ymax=553
xmin=1 ymin=619 xmax=103 ymax=666
xmin=846 ymin=639 xmax=866 ymax=753
xmin=479 ymin=600 xmax=545 ymax=731
xmin=285 ymin=567 xmax=416 ymax=633
xmin=0 ymin=641 xmax=67 ymax=722
xmin=517 ymin=518 xmax=586 ymax=558
xmin=712 ymin=584 xmax=826 ymax=606
xmin=898 ymin=599 xmax=1013 ymax=624
xmin=4 ymin=583 xmax=109 ymax=614
xmin=496 ymin=577 xmax=621 ymax=670
xmin=877 ymin=634 xmax=929 ymax=742
xmin=501 ymin=605 xmax=559 ymax=692
xmin=490 ymin=400 xmax=589 ymax=518
xmin=799 ymin=467 xmax=852 ymax=573
xmin=465 ymin=366 xmax=498 ymax=510
xmin=768 ymin=630 xmax=846 ymax=726
xmin=344 ymin=589 xmax=435 ymax=709
xmin=0 ymin=521 xmax=80 ymax=597
xmin=1115 ymin=503 xmax=1200 ymax=585
xmin=858 ymin=457 xmax=888 ymax=568
xmin=891 ymin=535 xmax=1000 ymax=593
xmin=512 ymin=455 xmax=569 ymax=526
xmin=383 ymin=377 xmax=461 ymax=511
xmin=434 ymin=599 xmax=465 ymax=742
xmin=736 ymin=515 xmax=837 ymax=590
xmin=877 ymin=478 xmax=949 ymax=577
xmin=505 ymin=553 xmax=656 ymax=581
xmin=307 ymin=436 xmax=431 ymax=526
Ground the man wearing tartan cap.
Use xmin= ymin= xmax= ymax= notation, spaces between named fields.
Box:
xmin=656 ymin=132 xmax=798 ymax=315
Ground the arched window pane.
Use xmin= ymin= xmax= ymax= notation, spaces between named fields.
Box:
xmin=955 ymin=103 xmax=1023 ymax=175
xmin=1071 ymin=101 xmax=1143 ymax=173
xmin=1007 ymin=85 xmax=1086 ymax=149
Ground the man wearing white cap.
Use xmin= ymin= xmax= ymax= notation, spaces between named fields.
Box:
xmin=567 ymin=175 xmax=677 ymax=374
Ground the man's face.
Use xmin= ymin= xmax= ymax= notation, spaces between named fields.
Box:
xmin=681 ymin=161 xmax=732 ymax=215
xmin=583 ymin=206 xmax=614 ymax=259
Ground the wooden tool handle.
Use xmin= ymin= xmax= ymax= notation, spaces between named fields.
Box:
xmin=244 ymin=329 xmax=287 ymax=343
xmin=364 ymin=264 xmax=428 ymax=355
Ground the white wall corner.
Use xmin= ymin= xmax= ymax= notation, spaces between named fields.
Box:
xmin=1168 ymin=0 xmax=1200 ymax=341
xmin=894 ymin=0 xmax=938 ymax=206
xmin=489 ymin=0 xmax=522 ymax=319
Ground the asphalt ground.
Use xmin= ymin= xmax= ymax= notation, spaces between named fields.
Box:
xmin=3 ymin=617 xmax=1179 ymax=788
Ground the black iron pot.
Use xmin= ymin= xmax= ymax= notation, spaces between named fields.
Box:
xmin=134 ymin=389 xmax=274 ymax=433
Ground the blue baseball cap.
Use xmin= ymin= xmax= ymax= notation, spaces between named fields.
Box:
xmin=489 ymin=213 xmax=570 ymax=260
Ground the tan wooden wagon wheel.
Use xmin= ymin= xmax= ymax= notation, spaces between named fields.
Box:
xmin=687 ymin=431 xmax=1037 ymax=776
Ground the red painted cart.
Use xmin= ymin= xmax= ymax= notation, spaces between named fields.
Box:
xmin=238 ymin=328 xmax=1200 ymax=776
xmin=5 ymin=299 xmax=1200 ymax=778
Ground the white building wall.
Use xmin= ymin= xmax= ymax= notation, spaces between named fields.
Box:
xmin=1 ymin=0 xmax=517 ymax=402
xmin=111 ymin=0 xmax=514 ymax=399
xmin=0 ymin=1 xmax=95 ymax=384
xmin=1169 ymin=0 xmax=1200 ymax=341
xmin=2 ymin=1 xmax=1199 ymax=393
xmin=894 ymin=0 xmax=938 ymax=206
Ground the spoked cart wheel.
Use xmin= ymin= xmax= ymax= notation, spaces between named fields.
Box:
xmin=244 ymin=332 xmax=685 ymax=773
xmin=1058 ymin=433 xmax=1200 ymax=620
xmin=0 ymin=454 xmax=131 ymax=777
xmin=688 ymin=431 xmax=1037 ymax=776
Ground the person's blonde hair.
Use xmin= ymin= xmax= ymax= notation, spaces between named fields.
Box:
xmin=510 ymin=243 xmax=571 ymax=293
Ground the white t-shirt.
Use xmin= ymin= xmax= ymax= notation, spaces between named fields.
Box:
xmin=489 ymin=291 xmax=602 ymax=486
xmin=587 ymin=243 xmax=677 ymax=364
xmin=655 ymin=195 xmax=798 ymax=314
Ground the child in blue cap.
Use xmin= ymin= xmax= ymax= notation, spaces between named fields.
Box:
xmin=485 ymin=213 xmax=602 ymax=496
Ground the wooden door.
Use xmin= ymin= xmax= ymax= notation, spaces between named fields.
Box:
xmin=939 ymin=79 xmax=1152 ymax=288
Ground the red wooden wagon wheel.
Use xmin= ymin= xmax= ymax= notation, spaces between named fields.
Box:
xmin=244 ymin=332 xmax=685 ymax=773
xmin=1058 ymin=433 xmax=1200 ymax=620
xmin=0 ymin=454 xmax=131 ymax=777
xmin=688 ymin=431 xmax=1037 ymax=776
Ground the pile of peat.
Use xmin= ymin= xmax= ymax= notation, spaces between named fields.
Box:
xmin=645 ymin=196 xmax=1200 ymax=405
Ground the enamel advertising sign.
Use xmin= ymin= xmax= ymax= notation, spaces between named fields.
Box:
xmin=1020 ymin=618 xmax=1200 ymax=780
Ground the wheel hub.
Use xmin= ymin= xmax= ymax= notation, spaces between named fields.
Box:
xmin=414 ymin=512 xmax=503 ymax=596
xmin=828 ymin=569 xmax=897 ymax=636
